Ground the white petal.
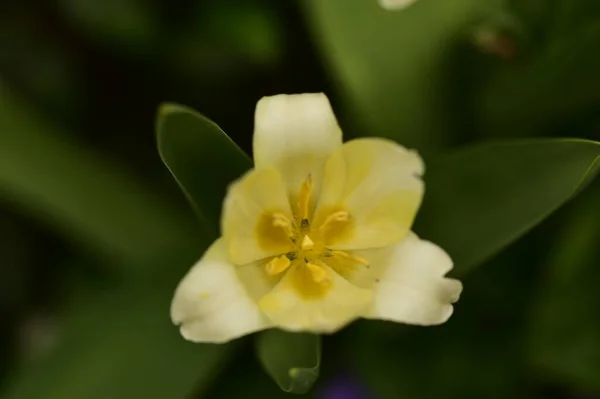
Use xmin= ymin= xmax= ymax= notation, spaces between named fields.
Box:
xmin=379 ymin=0 xmax=418 ymax=10
xmin=171 ymin=239 xmax=271 ymax=343
xmin=253 ymin=93 xmax=343 ymax=197
xmin=314 ymin=138 xmax=424 ymax=250
xmin=359 ymin=233 xmax=462 ymax=325
xmin=221 ymin=167 xmax=295 ymax=265
xmin=258 ymin=265 xmax=372 ymax=333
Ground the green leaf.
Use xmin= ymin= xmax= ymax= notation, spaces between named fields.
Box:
xmin=415 ymin=139 xmax=600 ymax=275
xmin=476 ymin=16 xmax=600 ymax=139
xmin=528 ymin=182 xmax=600 ymax=392
xmin=156 ymin=104 xmax=252 ymax=236
xmin=303 ymin=0 xmax=492 ymax=151
xmin=256 ymin=330 xmax=321 ymax=394
xmin=0 ymin=86 xmax=198 ymax=272
xmin=3 ymin=281 xmax=232 ymax=399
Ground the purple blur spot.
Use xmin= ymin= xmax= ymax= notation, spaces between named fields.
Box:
xmin=316 ymin=374 xmax=375 ymax=399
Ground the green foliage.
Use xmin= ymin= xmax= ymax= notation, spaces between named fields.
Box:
xmin=0 ymin=84 xmax=228 ymax=399
xmin=303 ymin=0 xmax=490 ymax=151
xmin=3 ymin=282 xmax=232 ymax=399
xmin=528 ymin=183 xmax=600 ymax=392
xmin=476 ymin=1 xmax=600 ymax=138
xmin=304 ymin=0 xmax=600 ymax=147
xmin=0 ymin=88 xmax=199 ymax=274
xmin=256 ymin=330 xmax=320 ymax=394
xmin=156 ymin=103 xmax=252 ymax=236
xmin=416 ymin=139 xmax=600 ymax=275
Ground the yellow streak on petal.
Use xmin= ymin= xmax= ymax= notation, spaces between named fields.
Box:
xmin=330 ymin=250 xmax=369 ymax=266
xmin=289 ymin=264 xmax=332 ymax=300
xmin=272 ymin=212 xmax=295 ymax=238
xmin=321 ymin=251 xmax=369 ymax=282
xmin=313 ymin=206 xmax=355 ymax=246
xmin=255 ymin=211 xmax=296 ymax=253
xmin=258 ymin=263 xmax=373 ymax=333
xmin=265 ymin=255 xmax=291 ymax=276
xmin=297 ymin=174 xmax=313 ymax=221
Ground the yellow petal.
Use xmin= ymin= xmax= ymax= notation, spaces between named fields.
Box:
xmin=258 ymin=264 xmax=372 ymax=333
xmin=253 ymin=93 xmax=343 ymax=203
xmin=358 ymin=232 xmax=462 ymax=325
xmin=170 ymin=239 xmax=272 ymax=343
xmin=314 ymin=138 xmax=424 ymax=250
xmin=222 ymin=167 xmax=296 ymax=265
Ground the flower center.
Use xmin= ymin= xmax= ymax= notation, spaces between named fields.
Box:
xmin=261 ymin=175 xmax=369 ymax=296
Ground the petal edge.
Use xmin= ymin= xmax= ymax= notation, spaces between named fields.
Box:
xmin=360 ymin=233 xmax=462 ymax=325
xmin=253 ymin=93 xmax=343 ymax=197
xmin=171 ymin=239 xmax=271 ymax=343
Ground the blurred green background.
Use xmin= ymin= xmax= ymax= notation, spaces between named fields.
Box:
xmin=1 ymin=0 xmax=599 ymax=398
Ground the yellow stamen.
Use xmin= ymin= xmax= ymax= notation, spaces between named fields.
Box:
xmin=297 ymin=174 xmax=313 ymax=221
xmin=272 ymin=212 xmax=295 ymax=239
xmin=330 ymin=250 xmax=369 ymax=266
xmin=265 ymin=255 xmax=291 ymax=275
xmin=318 ymin=211 xmax=351 ymax=233
xmin=306 ymin=262 xmax=330 ymax=284
xmin=301 ymin=235 xmax=314 ymax=250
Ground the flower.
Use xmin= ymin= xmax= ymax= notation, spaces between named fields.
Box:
xmin=378 ymin=0 xmax=418 ymax=10
xmin=170 ymin=93 xmax=462 ymax=343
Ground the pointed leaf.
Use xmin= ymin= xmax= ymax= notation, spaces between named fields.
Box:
xmin=528 ymin=183 xmax=600 ymax=392
xmin=156 ymin=104 xmax=252 ymax=235
xmin=0 ymin=87 xmax=197 ymax=272
xmin=256 ymin=330 xmax=321 ymax=394
xmin=415 ymin=139 xmax=600 ymax=275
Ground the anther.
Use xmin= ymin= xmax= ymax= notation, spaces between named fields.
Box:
xmin=265 ymin=255 xmax=291 ymax=275
xmin=297 ymin=175 xmax=313 ymax=221
xmin=306 ymin=262 xmax=330 ymax=284
xmin=272 ymin=212 xmax=296 ymax=240
xmin=319 ymin=211 xmax=351 ymax=233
